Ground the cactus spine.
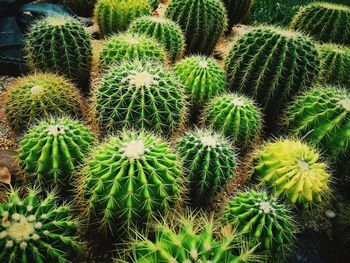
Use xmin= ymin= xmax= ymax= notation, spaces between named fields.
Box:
xmin=222 ymin=0 xmax=252 ymax=30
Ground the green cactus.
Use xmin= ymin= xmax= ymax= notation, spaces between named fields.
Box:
xmin=149 ymin=0 xmax=160 ymax=10
xmin=94 ymin=0 xmax=152 ymax=36
xmin=222 ymin=0 xmax=252 ymax=31
xmin=165 ymin=0 xmax=227 ymax=55
xmin=317 ymin=43 xmax=350 ymax=88
xmin=172 ymin=56 xmax=227 ymax=104
xmin=79 ymin=131 xmax=184 ymax=238
xmin=94 ymin=60 xmax=187 ymax=136
xmin=225 ymin=26 xmax=320 ymax=119
xmin=0 ymin=188 xmax=81 ymax=263
xmin=201 ymin=93 xmax=262 ymax=148
xmin=99 ymin=32 xmax=166 ymax=68
xmin=176 ymin=129 xmax=236 ymax=205
xmin=25 ymin=16 xmax=92 ymax=86
xmin=252 ymin=139 xmax=331 ymax=208
xmin=5 ymin=73 xmax=82 ymax=133
xmin=290 ymin=2 xmax=350 ymax=46
xmin=129 ymin=210 xmax=260 ymax=263
xmin=18 ymin=117 xmax=94 ymax=188
xmin=128 ymin=16 xmax=185 ymax=62
xmin=223 ymin=190 xmax=295 ymax=260
xmin=282 ymin=86 xmax=350 ymax=162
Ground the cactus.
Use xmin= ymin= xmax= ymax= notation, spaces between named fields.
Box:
xmin=148 ymin=0 xmax=160 ymax=10
xmin=99 ymin=33 xmax=166 ymax=68
xmin=222 ymin=0 xmax=252 ymax=31
xmin=172 ymin=56 xmax=227 ymax=104
xmin=317 ymin=43 xmax=350 ymax=88
xmin=201 ymin=93 xmax=262 ymax=148
xmin=94 ymin=60 xmax=187 ymax=136
xmin=290 ymin=2 xmax=350 ymax=46
xmin=176 ymin=129 xmax=236 ymax=205
xmin=223 ymin=190 xmax=295 ymax=260
xmin=252 ymin=139 xmax=331 ymax=208
xmin=282 ymin=86 xmax=350 ymax=162
xmin=128 ymin=16 xmax=185 ymax=62
xmin=18 ymin=117 xmax=94 ymax=188
xmin=25 ymin=16 xmax=92 ymax=86
xmin=79 ymin=131 xmax=184 ymax=238
xmin=225 ymin=26 xmax=320 ymax=119
xmin=5 ymin=73 xmax=82 ymax=133
xmin=0 ymin=188 xmax=81 ymax=263
xmin=165 ymin=0 xmax=227 ymax=55
xmin=94 ymin=0 xmax=152 ymax=36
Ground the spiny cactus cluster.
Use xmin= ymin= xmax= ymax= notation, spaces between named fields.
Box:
xmin=0 ymin=188 xmax=81 ymax=263
xmin=128 ymin=16 xmax=185 ymax=62
xmin=99 ymin=33 xmax=166 ymax=68
xmin=94 ymin=60 xmax=187 ymax=136
xmin=95 ymin=0 xmax=152 ymax=36
xmin=79 ymin=131 xmax=184 ymax=238
xmin=176 ymin=129 xmax=236 ymax=205
xmin=222 ymin=0 xmax=252 ymax=31
xmin=18 ymin=117 xmax=94 ymax=188
xmin=25 ymin=16 xmax=92 ymax=86
xmin=253 ymin=139 xmax=331 ymax=208
xmin=165 ymin=0 xmax=227 ymax=55
xmin=5 ymin=73 xmax=82 ymax=133
xmin=290 ymin=2 xmax=350 ymax=46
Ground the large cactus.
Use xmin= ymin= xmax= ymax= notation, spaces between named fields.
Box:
xmin=165 ymin=0 xmax=227 ymax=55
xmin=222 ymin=0 xmax=252 ymax=30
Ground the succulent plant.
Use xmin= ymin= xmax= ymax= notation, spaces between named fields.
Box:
xmin=225 ymin=26 xmax=320 ymax=119
xmin=252 ymin=139 xmax=331 ymax=208
xmin=25 ymin=16 xmax=92 ymax=86
xmin=94 ymin=60 xmax=187 ymax=136
xmin=148 ymin=0 xmax=160 ymax=10
xmin=165 ymin=0 xmax=227 ymax=55
xmin=223 ymin=190 xmax=295 ymax=260
xmin=282 ymin=85 xmax=350 ymax=162
xmin=94 ymin=0 xmax=152 ymax=36
xmin=99 ymin=32 xmax=166 ymax=68
xmin=201 ymin=93 xmax=262 ymax=148
xmin=0 ymin=188 xmax=81 ymax=263
xmin=222 ymin=0 xmax=252 ymax=31
xmin=5 ymin=73 xmax=82 ymax=133
xmin=172 ymin=56 xmax=227 ymax=104
xmin=18 ymin=117 xmax=94 ymax=188
xmin=317 ymin=43 xmax=350 ymax=88
xmin=128 ymin=16 xmax=185 ymax=62
xmin=290 ymin=2 xmax=350 ymax=45
xmin=176 ymin=129 xmax=236 ymax=205
xmin=79 ymin=131 xmax=184 ymax=238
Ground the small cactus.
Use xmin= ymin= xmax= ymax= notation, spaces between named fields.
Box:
xmin=128 ymin=16 xmax=185 ymax=62
xmin=0 ymin=188 xmax=81 ymax=263
xmin=222 ymin=0 xmax=252 ymax=31
xmin=172 ymin=56 xmax=227 ymax=104
xmin=99 ymin=33 xmax=166 ymax=68
xmin=5 ymin=73 xmax=82 ymax=133
xmin=201 ymin=93 xmax=263 ymax=148
xmin=252 ymin=139 xmax=331 ymax=208
xmin=165 ymin=0 xmax=227 ymax=55
xmin=176 ymin=129 xmax=236 ymax=205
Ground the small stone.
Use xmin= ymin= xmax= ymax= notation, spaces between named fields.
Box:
xmin=325 ymin=209 xmax=336 ymax=218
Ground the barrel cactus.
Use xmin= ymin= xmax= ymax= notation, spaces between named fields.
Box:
xmin=222 ymin=0 xmax=252 ymax=31
xmin=223 ymin=190 xmax=295 ymax=260
xmin=128 ymin=16 xmax=185 ymax=62
xmin=99 ymin=33 xmax=166 ymax=68
xmin=79 ymin=131 xmax=184 ymax=238
xmin=282 ymin=86 xmax=350 ymax=162
xmin=173 ymin=56 xmax=227 ymax=104
xmin=252 ymin=139 xmax=331 ymax=208
xmin=0 ymin=188 xmax=81 ymax=263
xmin=317 ymin=43 xmax=350 ymax=88
xmin=165 ymin=0 xmax=227 ymax=55
xmin=201 ymin=93 xmax=262 ymax=148
xmin=94 ymin=0 xmax=152 ymax=36
xmin=5 ymin=73 xmax=82 ymax=133
xmin=18 ymin=117 xmax=94 ymax=188
xmin=290 ymin=2 xmax=350 ymax=45
xmin=25 ymin=16 xmax=92 ymax=86
xmin=176 ymin=129 xmax=236 ymax=205
xmin=94 ymin=60 xmax=187 ymax=136
xmin=225 ymin=26 xmax=320 ymax=119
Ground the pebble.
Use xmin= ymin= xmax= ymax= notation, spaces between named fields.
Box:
xmin=325 ymin=209 xmax=336 ymax=218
